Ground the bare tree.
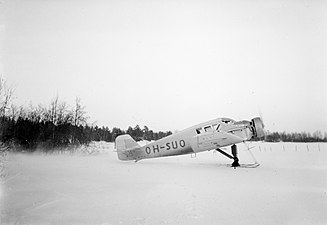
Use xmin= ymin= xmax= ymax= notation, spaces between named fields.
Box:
xmin=49 ymin=96 xmax=59 ymax=125
xmin=57 ymin=101 xmax=73 ymax=125
xmin=73 ymin=97 xmax=87 ymax=126
xmin=8 ymin=104 xmax=19 ymax=121
xmin=0 ymin=76 xmax=14 ymax=117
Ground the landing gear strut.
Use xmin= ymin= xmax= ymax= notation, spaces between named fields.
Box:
xmin=231 ymin=144 xmax=240 ymax=168
xmin=216 ymin=144 xmax=240 ymax=168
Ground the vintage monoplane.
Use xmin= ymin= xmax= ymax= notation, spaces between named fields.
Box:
xmin=115 ymin=117 xmax=265 ymax=167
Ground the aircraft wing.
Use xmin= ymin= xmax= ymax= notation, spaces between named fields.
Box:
xmin=191 ymin=131 xmax=244 ymax=152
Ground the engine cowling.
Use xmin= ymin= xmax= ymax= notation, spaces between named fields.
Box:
xmin=251 ymin=117 xmax=265 ymax=138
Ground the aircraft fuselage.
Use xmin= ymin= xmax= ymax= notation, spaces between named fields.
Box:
xmin=116 ymin=117 xmax=264 ymax=162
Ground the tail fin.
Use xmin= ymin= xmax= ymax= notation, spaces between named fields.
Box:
xmin=115 ymin=134 xmax=140 ymax=160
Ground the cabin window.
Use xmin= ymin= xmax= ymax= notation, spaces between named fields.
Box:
xmin=212 ymin=124 xmax=219 ymax=130
xmin=204 ymin=126 xmax=212 ymax=132
xmin=196 ymin=128 xmax=203 ymax=134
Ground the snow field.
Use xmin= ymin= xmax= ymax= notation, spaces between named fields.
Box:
xmin=1 ymin=142 xmax=327 ymax=225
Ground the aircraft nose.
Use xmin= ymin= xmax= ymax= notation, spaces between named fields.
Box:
xmin=251 ymin=117 xmax=265 ymax=138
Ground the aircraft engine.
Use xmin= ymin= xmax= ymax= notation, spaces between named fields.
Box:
xmin=251 ymin=117 xmax=265 ymax=138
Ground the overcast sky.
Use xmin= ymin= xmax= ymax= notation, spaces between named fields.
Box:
xmin=1 ymin=0 xmax=326 ymax=132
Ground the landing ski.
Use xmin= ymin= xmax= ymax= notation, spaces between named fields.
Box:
xmin=216 ymin=162 xmax=260 ymax=168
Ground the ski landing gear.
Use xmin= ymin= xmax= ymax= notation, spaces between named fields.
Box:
xmin=216 ymin=144 xmax=240 ymax=168
xmin=231 ymin=144 xmax=240 ymax=168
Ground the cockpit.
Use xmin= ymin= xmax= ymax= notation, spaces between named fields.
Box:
xmin=195 ymin=118 xmax=236 ymax=135
xmin=196 ymin=123 xmax=221 ymax=134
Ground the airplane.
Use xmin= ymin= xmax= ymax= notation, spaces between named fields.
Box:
xmin=115 ymin=117 xmax=265 ymax=167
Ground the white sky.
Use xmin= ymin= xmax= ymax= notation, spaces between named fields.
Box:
xmin=1 ymin=0 xmax=326 ymax=132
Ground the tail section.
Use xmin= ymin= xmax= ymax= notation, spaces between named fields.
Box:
xmin=115 ymin=134 xmax=141 ymax=160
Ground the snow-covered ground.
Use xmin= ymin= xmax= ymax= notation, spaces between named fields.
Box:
xmin=1 ymin=142 xmax=327 ymax=225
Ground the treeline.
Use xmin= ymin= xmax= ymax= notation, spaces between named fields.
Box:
xmin=1 ymin=78 xmax=326 ymax=152
xmin=265 ymin=131 xmax=327 ymax=142
xmin=1 ymin=97 xmax=90 ymax=150
xmin=0 ymin=77 xmax=172 ymax=151
xmin=90 ymin=125 xmax=172 ymax=142
xmin=0 ymin=99 xmax=172 ymax=151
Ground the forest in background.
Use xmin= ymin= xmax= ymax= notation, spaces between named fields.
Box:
xmin=0 ymin=96 xmax=172 ymax=151
xmin=0 ymin=77 xmax=172 ymax=151
xmin=0 ymin=77 xmax=326 ymax=152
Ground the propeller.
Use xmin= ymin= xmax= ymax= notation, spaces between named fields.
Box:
xmin=258 ymin=107 xmax=265 ymax=130
xmin=251 ymin=117 xmax=265 ymax=139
